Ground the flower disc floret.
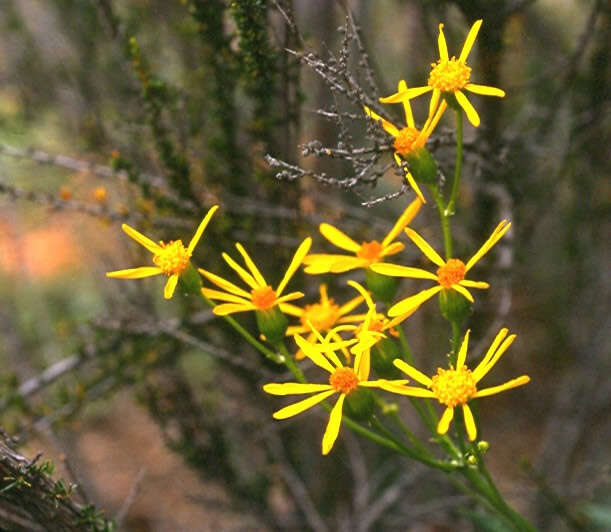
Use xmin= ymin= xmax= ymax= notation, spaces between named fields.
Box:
xmin=431 ymin=366 xmax=477 ymax=407
xmin=251 ymin=285 xmax=277 ymax=310
xmin=437 ymin=258 xmax=466 ymax=288
xmin=357 ymin=241 xmax=384 ymax=262
xmin=301 ymin=300 xmax=341 ymax=331
xmin=428 ymin=58 xmax=471 ymax=92
xmin=393 ymin=127 xmax=420 ymax=156
xmin=329 ymin=367 xmax=359 ymax=394
xmin=153 ymin=240 xmax=191 ymax=276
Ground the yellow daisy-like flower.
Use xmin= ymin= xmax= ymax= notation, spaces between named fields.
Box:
xmin=364 ymin=80 xmax=447 ymax=203
xmin=199 ymin=237 xmax=311 ymax=315
xmin=106 ymin=205 xmax=219 ymax=299
xmin=263 ymin=331 xmax=411 ymax=455
xmin=379 ymin=20 xmax=505 ymax=127
xmin=389 ymin=329 xmax=530 ymax=440
xmin=371 ymin=220 xmax=511 ymax=316
xmin=280 ymin=283 xmax=368 ymax=359
xmin=303 ymin=198 xmax=422 ymax=274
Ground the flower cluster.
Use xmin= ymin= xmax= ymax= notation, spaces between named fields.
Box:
xmin=106 ymin=19 xmax=529 ymax=458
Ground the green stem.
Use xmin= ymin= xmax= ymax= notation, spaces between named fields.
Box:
xmin=446 ymin=109 xmax=463 ymax=217
xmin=200 ymin=293 xmax=283 ymax=363
xmin=429 ymin=184 xmax=453 ymax=259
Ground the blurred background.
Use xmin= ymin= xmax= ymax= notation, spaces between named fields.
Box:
xmin=0 ymin=0 xmax=609 ymax=530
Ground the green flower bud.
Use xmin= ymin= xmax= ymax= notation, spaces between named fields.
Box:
xmin=403 ymin=147 xmax=438 ymax=185
xmin=366 ymin=268 xmax=398 ymax=304
xmin=255 ymin=307 xmax=288 ymax=345
xmin=477 ymin=440 xmax=490 ymax=454
xmin=438 ymin=289 xmax=472 ymax=324
xmin=178 ymin=262 xmax=203 ymax=296
xmin=372 ymin=338 xmax=403 ymax=379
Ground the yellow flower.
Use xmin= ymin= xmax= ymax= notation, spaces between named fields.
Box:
xmin=281 ymin=283 xmax=368 ymax=359
xmin=199 ymin=237 xmax=311 ymax=315
xmin=380 ymin=20 xmax=505 ymax=127
xmin=303 ymin=198 xmax=422 ymax=274
xmin=106 ymin=205 xmax=219 ymax=299
xmin=390 ymin=329 xmax=530 ymax=440
xmin=263 ymin=331 xmax=410 ymax=455
xmin=371 ymin=220 xmax=511 ymax=316
xmin=364 ymin=80 xmax=447 ymax=202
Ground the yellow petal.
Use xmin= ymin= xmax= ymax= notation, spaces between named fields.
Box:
xmin=319 ymin=223 xmax=360 ymax=252
xmin=303 ymin=254 xmax=346 ymax=274
xmin=273 ymin=389 xmax=337 ymax=420
xmin=121 ymin=224 xmax=162 ymax=254
xmin=322 ymin=394 xmax=345 ymax=455
xmin=346 ymin=280 xmax=375 ymax=311
xmin=393 ymin=359 xmax=432 ymax=387
xmin=421 ymin=99 xmax=447 ymax=142
xmin=278 ymin=302 xmax=303 ymax=317
xmin=437 ymin=407 xmax=455 ymax=434
xmin=380 ymin=242 xmax=404 ymax=257
xmin=106 ymin=266 xmax=163 ymax=279
xmin=428 ymin=88 xmax=441 ymax=123
xmin=455 ymin=91 xmax=480 ymax=127
xmin=370 ymin=263 xmax=438 ymax=281
xmin=379 ymin=86 xmax=432 ymax=104
xmin=263 ymin=382 xmax=333 ymax=395
xmin=276 ymin=237 xmax=312 ymax=296
xmin=473 ymin=334 xmax=517 ymax=382
xmin=382 ymin=197 xmax=422 ymax=247
xmin=462 ymin=404 xmax=477 ymax=441
xmin=474 ymin=375 xmax=530 ymax=398
xmin=387 ymin=286 xmax=441 ymax=316
xmin=201 ymin=288 xmax=250 ymax=305
xmin=329 ymin=257 xmax=369 ymax=273
xmin=295 ymin=334 xmax=335 ymax=374
xmin=338 ymin=295 xmax=365 ymax=316
xmin=456 ymin=329 xmax=471 ymax=368
xmin=213 ymin=302 xmax=256 ymax=315
xmin=275 ymin=292 xmax=305 ymax=305
xmin=363 ymin=106 xmax=400 ymax=137
xmin=404 ymin=227 xmax=445 ymax=267
xmin=164 ymin=274 xmax=179 ymax=299
xmin=198 ymin=268 xmax=252 ymax=298
xmin=465 ymin=220 xmax=511 ymax=272
xmin=187 ymin=205 xmax=219 ymax=253
xmin=472 ymin=328 xmax=509 ymax=379
xmin=398 ymin=80 xmax=415 ymax=128
xmin=368 ymin=382 xmax=434 ymax=397
xmin=459 ymin=19 xmax=482 ymax=63
xmin=235 ymin=242 xmax=267 ymax=287
xmin=437 ymin=23 xmax=449 ymax=61
xmin=459 ymin=280 xmax=489 ymax=289
xmin=451 ymin=283 xmax=475 ymax=302
xmin=393 ymin=153 xmax=426 ymax=203
xmin=355 ymin=347 xmax=370 ymax=381
xmin=465 ymin=83 xmax=505 ymax=97
xmin=222 ymin=252 xmax=260 ymax=290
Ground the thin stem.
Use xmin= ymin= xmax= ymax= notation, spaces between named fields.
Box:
xmin=429 ymin=184 xmax=453 ymax=259
xmin=446 ymin=109 xmax=463 ymax=216
xmin=200 ymin=294 xmax=283 ymax=363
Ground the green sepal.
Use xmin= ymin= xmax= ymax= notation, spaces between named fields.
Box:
xmin=255 ymin=307 xmax=288 ymax=345
xmin=344 ymin=388 xmax=375 ymax=421
xmin=178 ymin=262 xmax=203 ymax=296
xmin=404 ymin=147 xmax=438 ymax=185
xmin=438 ymin=289 xmax=472 ymax=324
xmin=366 ymin=268 xmax=398 ymax=304
xmin=372 ymin=338 xmax=403 ymax=379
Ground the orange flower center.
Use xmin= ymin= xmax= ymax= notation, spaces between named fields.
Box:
xmin=437 ymin=258 xmax=466 ymax=288
xmin=393 ymin=127 xmax=420 ymax=156
xmin=251 ymin=285 xmax=277 ymax=310
xmin=357 ymin=241 xmax=383 ymax=262
xmin=428 ymin=58 xmax=471 ymax=92
xmin=153 ymin=240 xmax=191 ymax=276
xmin=431 ymin=366 xmax=477 ymax=407
xmin=301 ymin=300 xmax=341 ymax=332
xmin=329 ymin=367 xmax=359 ymax=395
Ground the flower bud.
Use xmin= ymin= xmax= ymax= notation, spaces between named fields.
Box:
xmin=366 ymin=268 xmax=398 ymax=304
xmin=255 ymin=307 xmax=288 ymax=345
xmin=477 ymin=440 xmax=490 ymax=454
xmin=344 ymin=388 xmax=375 ymax=421
xmin=438 ymin=289 xmax=472 ymax=324
xmin=403 ymin=147 xmax=438 ymax=185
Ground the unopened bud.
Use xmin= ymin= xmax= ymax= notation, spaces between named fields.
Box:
xmin=255 ymin=307 xmax=288 ymax=345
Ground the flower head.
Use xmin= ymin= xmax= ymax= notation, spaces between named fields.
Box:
xmin=106 ymin=205 xmax=218 ymax=299
xmin=371 ymin=220 xmax=511 ymax=316
xmin=365 ymin=80 xmax=447 ymax=202
xmin=303 ymin=198 xmax=422 ymax=275
xmin=379 ymin=20 xmax=505 ymax=127
xmin=389 ymin=329 xmax=530 ymax=440
xmin=263 ymin=330 xmax=410 ymax=455
xmin=199 ymin=237 xmax=311 ymax=315
xmin=281 ymin=284 xmax=368 ymax=359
